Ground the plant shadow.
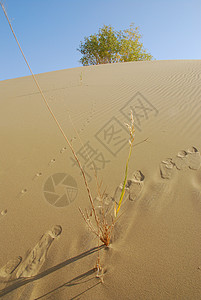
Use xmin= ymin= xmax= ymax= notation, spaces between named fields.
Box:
xmin=35 ymin=268 xmax=101 ymax=300
xmin=0 ymin=245 xmax=104 ymax=298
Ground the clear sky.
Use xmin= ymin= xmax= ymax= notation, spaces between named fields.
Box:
xmin=0 ymin=0 xmax=200 ymax=81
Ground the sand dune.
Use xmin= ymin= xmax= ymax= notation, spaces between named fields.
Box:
xmin=0 ymin=60 xmax=201 ymax=299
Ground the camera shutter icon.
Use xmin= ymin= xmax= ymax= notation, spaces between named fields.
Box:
xmin=43 ymin=173 xmax=78 ymax=207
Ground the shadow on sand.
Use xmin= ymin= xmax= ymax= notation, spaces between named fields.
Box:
xmin=0 ymin=245 xmax=104 ymax=298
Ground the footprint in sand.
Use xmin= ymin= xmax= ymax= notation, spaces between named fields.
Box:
xmin=113 ymin=183 xmax=130 ymax=205
xmin=0 ymin=256 xmax=22 ymax=278
xmin=160 ymin=158 xmax=175 ymax=179
xmin=93 ymin=194 xmax=115 ymax=221
xmin=187 ymin=147 xmax=201 ymax=170
xmin=16 ymin=225 xmax=62 ymax=278
xmin=160 ymin=146 xmax=200 ymax=179
xmin=174 ymin=150 xmax=189 ymax=170
xmin=127 ymin=170 xmax=145 ymax=201
xmin=113 ymin=170 xmax=145 ymax=204
xmin=173 ymin=147 xmax=201 ymax=171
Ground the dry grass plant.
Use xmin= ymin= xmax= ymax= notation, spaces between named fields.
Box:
xmin=1 ymin=1 xmax=135 ymax=280
xmin=69 ymin=111 xmax=135 ymax=281
xmin=69 ymin=111 xmax=135 ymax=247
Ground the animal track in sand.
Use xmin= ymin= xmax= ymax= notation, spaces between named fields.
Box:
xmin=60 ymin=146 xmax=67 ymax=154
xmin=0 ymin=209 xmax=7 ymax=217
xmin=67 ymin=100 xmax=96 ymax=143
xmin=17 ymin=188 xmax=28 ymax=198
xmin=0 ymin=256 xmax=22 ymax=278
xmin=16 ymin=225 xmax=62 ymax=278
xmin=48 ymin=158 xmax=56 ymax=165
xmin=15 ymin=100 xmax=96 ymax=200
xmin=32 ymin=172 xmax=42 ymax=181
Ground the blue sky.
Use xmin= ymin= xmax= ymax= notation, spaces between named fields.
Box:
xmin=0 ymin=0 xmax=200 ymax=81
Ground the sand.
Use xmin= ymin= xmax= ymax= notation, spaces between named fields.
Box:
xmin=0 ymin=60 xmax=201 ymax=299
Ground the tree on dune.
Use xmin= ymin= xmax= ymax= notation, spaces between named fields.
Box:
xmin=77 ymin=23 xmax=153 ymax=66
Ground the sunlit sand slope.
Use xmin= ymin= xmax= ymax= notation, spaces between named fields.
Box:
xmin=0 ymin=60 xmax=201 ymax=299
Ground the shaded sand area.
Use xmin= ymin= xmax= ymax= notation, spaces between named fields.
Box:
xmin=0 ymin=60 xmax=201 ymax=299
